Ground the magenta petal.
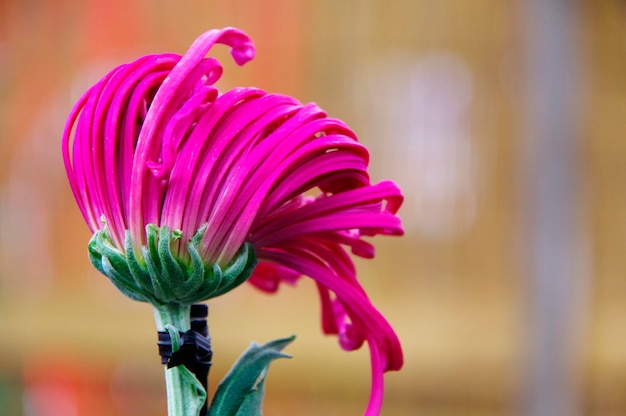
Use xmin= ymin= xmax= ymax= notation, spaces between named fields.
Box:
xmin=128 ymin=28 xmax=255 ymax=246
xmin=248 ymin=262 xmax=301 ymax=293
xmin=257 ymin=246 xmax=403 ymax=372
xmin=364 ymin=335 xmax=386 ymax=416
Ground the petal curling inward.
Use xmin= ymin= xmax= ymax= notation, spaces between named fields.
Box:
xmin=130 ymin=27 xmax=256 ymax=246
xmin=255 ymin=245 xmax=403 ymax=408
xmin=63 ymin=54 xmax=182 ymax=247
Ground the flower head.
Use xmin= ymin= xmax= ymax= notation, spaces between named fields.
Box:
xmin=62 ymin=27 xmax=403 ymax=414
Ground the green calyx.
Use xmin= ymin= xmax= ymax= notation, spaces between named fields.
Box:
xmin=88 ymin=224 xmax=257 ymax=306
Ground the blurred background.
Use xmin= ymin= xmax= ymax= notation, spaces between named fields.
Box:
xmin=0 ymin=0 xmax=625 ymax=415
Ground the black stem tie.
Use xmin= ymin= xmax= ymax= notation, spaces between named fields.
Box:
xmin=157 ymin=304 xmax=212 ymax=415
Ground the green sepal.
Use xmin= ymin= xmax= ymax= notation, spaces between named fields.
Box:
xmin=142 ymin=244 xmax=173 ymax=302
xmin=146 ymin=224 xmax=162 ymax=270
xmin=208 ymin=335 xmax=295 ymax=416
xmin=87 ymin=224 xmax=257 ymax=306
xmin=181 ymin=239 xmax=206 ymax=294
xmin=87 ymin=235 xmax=106 ymax=275
xmin=209 ymin=243 xmax=257 ymax=298
xmin=195 ymin=262 xmax=223 ymax=301
xmin=124 ymin=231 xmax=154 ymax=296
xmin=100 ymin=255 xmax=146 ymax=302
xmin=158 ymin=226 xmax=187 ymax=297
xmin=88 ymin=230 xmax=153 ymax=303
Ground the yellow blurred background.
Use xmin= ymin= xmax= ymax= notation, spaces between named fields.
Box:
xmin=1 ymin=0 xmax=625 ymax=415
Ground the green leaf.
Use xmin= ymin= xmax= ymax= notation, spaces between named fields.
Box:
xmin=208 ymin=335 xmax=295 ymax=416
xmin=235 ymin=370 xmax=266 ymax=416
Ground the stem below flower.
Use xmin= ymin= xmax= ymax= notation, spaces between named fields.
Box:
xmin=154 ymin=304 xmax=205 ymax=416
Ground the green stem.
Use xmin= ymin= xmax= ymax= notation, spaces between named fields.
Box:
xmin=154 ymin=304 xmax=205 ymax=416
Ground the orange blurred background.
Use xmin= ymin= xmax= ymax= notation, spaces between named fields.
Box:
xmin=1 ymin=1 xmax=625 ymax=415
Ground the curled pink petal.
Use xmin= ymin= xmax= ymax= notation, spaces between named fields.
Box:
xmin=365 ymin=335 xmax=386 ymax=416
xmin=248 ymin=262 xmax=301 ymax=293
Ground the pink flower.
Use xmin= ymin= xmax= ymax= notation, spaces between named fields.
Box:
xmin=62 ymin=27 xmax=403 ymax=415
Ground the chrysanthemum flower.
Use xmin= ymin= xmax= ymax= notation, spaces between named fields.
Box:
xmin=62 ymin=27 xmax=403 ymax=415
